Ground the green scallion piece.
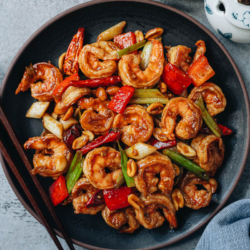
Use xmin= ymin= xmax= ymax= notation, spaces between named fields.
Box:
xmin=117 ymin=40 xmax=146 ymax=59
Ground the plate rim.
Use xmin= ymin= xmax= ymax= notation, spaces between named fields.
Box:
xmin=0 ymin=0 xmax=249 ymax=249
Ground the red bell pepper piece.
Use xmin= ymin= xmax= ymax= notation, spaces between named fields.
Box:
xmin=79 ymin=129 xmax=121 ymax=155
xmin=188 ymin=55 xmax=215 ymax=87
xmin=218 ymin=124 xmax=233 ymax=136
xmin=161 ymin=63 xmax=192 ymax=95
xmin=63 ymin=27 xmax=84 ymax=75
xmin=108 ymin=86 xmax=134 ymax=114
xmin=200 ymin=124 xmax=233 ymax=136
xmin=52 ymin=73 xmax=80 ymax=99
xmin=114 ymin=32 xmax=138 ymax=55
xmin=86 ymin=190 xmax=105 ymax=208
xmin=49 ymin=175 xmax=69 ymax=206
xmin=103 ymin=186 xmax=134 ymax=211
xmin=149 ymin=137 xmax=177 ymax=150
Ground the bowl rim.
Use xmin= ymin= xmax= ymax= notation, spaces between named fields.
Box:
xmin=0 ymin=0 xmax=249 ymax=249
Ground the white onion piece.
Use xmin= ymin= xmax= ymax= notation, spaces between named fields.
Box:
xmin=43 ymin=113 xmax=63 ymax=139
xmin=59 ymin=117 xmax=78 ymax=130
xmin=26 ymin=102 xmax=50 ymax=119
xmin=125 ymin=142 xmax=157 ymax=160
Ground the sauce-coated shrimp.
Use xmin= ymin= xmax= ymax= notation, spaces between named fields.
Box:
xmin=192 ymin=40 xmax=206 ymax=62
xmin=78 ymin=97 xmax=114 ymax=135
xmin=63 ymin=28 xmax=84 ymax=75
xmin=191 ymin=134 xmax=225 ymax=176
xmin=16 ymin=62 xmax=63 ymax=101
xmin=188 ymin=82 xmax=227 ymax=116
xmin=72 ymin=178 xmax=105 ymax=215
xmin=134 ymin=153 xmax=175 ymax=195
xmin=167 ymin=45 xmax=192 ymax=72
xmin=179 ymin=172 xmax=218 ymax=210
xmin=24 ymin=134 xmax=72 ymax=178
xmin=78 ymin=41 xmax=120 ymax=79
xmin=154 ymin=97 xmax=202 ymax=141
xmin=130 ymin=194 xmax=177 ymax=229
xmin=83 ymin=147 xmax=122 ymax=189
xmin=54 ymin=86 xmax=91 ymax=115
xmin=102 ymin=206 xmax=140 ymax=233
xmin=113 ymin=105 xmax=154 ymax=146
xmin=118 ymin=39 xmax=164 ymax=88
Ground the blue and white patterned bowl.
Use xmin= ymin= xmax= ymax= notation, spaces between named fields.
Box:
xmin=205 ymin=0 xmax=250 ymax=43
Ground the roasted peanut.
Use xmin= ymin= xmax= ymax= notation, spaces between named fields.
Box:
xmin=72 ymin=135 xmax=89 ymax=150
xmin=147 ymin=102 xmax=164 ymax=115
xmin=177 ymin=142 xmax=196 ymax=158
xmin=173 ymin=164 xmax=180 ymax=176
xmin=158 ymin=81 xmax=167 ymax=93
xmin=128 ymin=194 xmax=144 ymax=210
xmin=145 ymin=28 xmax=163 ymax=40
xmin=127 ymin=159 xmax=137 ymax=177
xmin=62 ymin=106 xmax=74 ymax=121
xmin=82 ymin=130 xmax=94 ymax=141
xmin=171 ymin=189 xmax=184 ymax=211
xmin=96 ymin=87 xmax=108 ymax=101
xmin=58 ymin=52 xmax=66 ymax=72
xmin=134 ymin=30 xmax=144 ymax=43
xmin=73 ymin=106 xmax=81 ymax=120
xmin=106 ymin=86 xmax=120 ymax=96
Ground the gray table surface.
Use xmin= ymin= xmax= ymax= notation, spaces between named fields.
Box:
xmin=0 ymin=0 xmax=250 ymax=249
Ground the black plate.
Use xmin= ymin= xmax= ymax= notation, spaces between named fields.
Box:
xmin=1 ymin=1 xmax=249 ymax=249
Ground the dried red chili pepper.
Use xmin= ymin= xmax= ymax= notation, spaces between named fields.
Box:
xmin=86 ymin=190 xmax=105 ymax=208
xmin=63 ymin=124 xmax=82 ymax=151
xmin=79 ymin=129 xmax=121 ymax=155
xmin=149 ymin=137 xmax=177 ymax=150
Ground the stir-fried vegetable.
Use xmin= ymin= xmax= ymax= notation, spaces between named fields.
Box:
xmin=49 ymin=175 xmax=69 ymax=206
xmin=188 ymin=55 xmax=215 ymax=86
xmin=116 ymin=40 xmax=146 ymax=59
xmin=124 ymin=142 xmax=157 ymax=160
xmin=195 ymin=96 xmax=222 ymax=137
xmin=108 ymin=86 xmax=134 ymax=113
xmin=86 ymin=190 xmax=105 ymax=207
xmin=53 ymin=75 xmax=120 ymax=99
xmin=140 ymin=41 xmax=153 ymax=70
xmin=65 ymin=151 xmax=83 ymax=194
xmin=79 ymin=129 xmax=121 ymax=155
xmin=26 ymin=101 xmax=50 ymax=119
xmin=129 ymin=89 xmax=169 ymax=104
xmin=114 ymin=31 xmax=138 ymax=55
xmin=52 ymin=73 xmax=80 ymax=99
xmin=97 ymin=21 xmax=126 ymax=42
xmin=103 ymin=186 xmax=134 ymax=211
xmin=43 ymin=113 xmax=63 ymax=139
xmin=118 ymin=142 xmax=135 ymax=187
xmin=161 ymin=63 xmax=192 ymax=95
xmin=149 ymin=138 xmax=177 ymax=150
xmin=59 ymin=117 xmax=78 ymax=130
xmin=162 ymin=149 xmax=209 ymax=181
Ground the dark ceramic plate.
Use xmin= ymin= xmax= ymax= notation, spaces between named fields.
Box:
xmin=0 ymin=0 xmax=249 ymax=249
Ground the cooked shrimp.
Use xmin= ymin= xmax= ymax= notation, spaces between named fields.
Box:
xmin=78 ymin=97 xmax=114 ymax=135
xmin=154 ymin=97 xmax=202 ymax=141
xmin=192 ymin=40 xmax=206 ymax=62
xmin=167 ymin=45 xmax=192 ymax=72
xmin=131 ymin=194 xmax=177 ymax=229
xmin=83 ymin=147 xmax=122 ymax=189
xmin=78 ymin=41 xmax=120 ymax=79
xmin=188 ymin=82 xmax=227 ymax=116
xmin=191 ymin=134 xmax=225 ymax=176
xmin=15 ymin=62 xmax=63 ymax=101
xmin=63 ymin=28 xmax=84 ymax=75
xmin=72 ymin=178 xmax=105 ymax=215
xmin=24 ymin=134 xmax=72 ymax=178
xmin=54 ymin=86 xmax=91 ymax=115
xmin=102 ymin=206 xmax=140 ymax=233
xmin=113 ymin=105 xmax=154 ymax=146
xmin=118 ymin=39 xmax=164 ymax=88
xmin=179 ymin=172 xmax=218 ymax=210
xmin=134 ymin=153 xmax=175 ymax=195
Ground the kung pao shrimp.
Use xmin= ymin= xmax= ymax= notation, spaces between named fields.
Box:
xmin=17 ymin=21 xmax=233 ymax=233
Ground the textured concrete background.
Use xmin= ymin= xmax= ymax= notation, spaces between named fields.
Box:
xmin=0 ymin=0 xmax=250 ymax=249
